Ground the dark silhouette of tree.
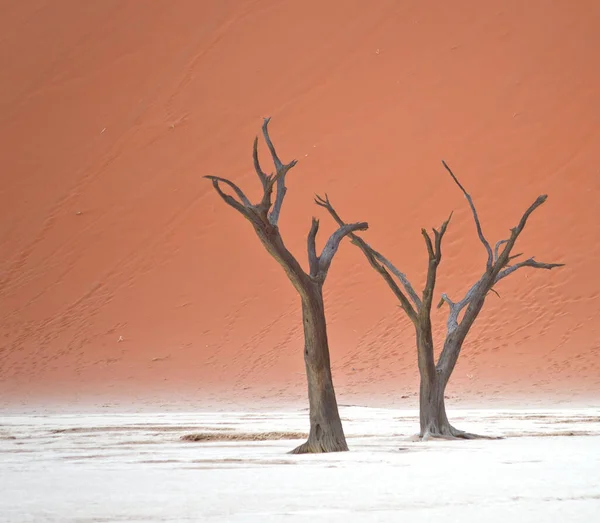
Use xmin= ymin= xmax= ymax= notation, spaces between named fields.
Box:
xmin=317 ymin=161 xmax=563 ymax=439
xmin=205 ymin=118 xmax=367 ymax=453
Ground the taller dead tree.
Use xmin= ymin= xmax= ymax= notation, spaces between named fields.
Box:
xmin=317 ymin=161 xmax=563 ymax=440
xmin=205 ymin=118 xmax=367 ymax=453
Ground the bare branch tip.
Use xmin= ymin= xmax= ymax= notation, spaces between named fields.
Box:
xmin=314 ymin=193 xmax=331 ymax=207
xmin=441 ymin=160 xmax=455 ymax=177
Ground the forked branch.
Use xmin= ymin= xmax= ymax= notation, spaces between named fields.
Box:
xmin=421 ymin=212 xmax=453 ymax=313
xmin=205 ymin=118 xmax=298 ymax=227
xmin=496 ymin=258 xmax=564 ymax=283
xmin=251 ymin=118 xmax=298 ymax=225
xmin=205 ymin=176 xmax=251 ymax=217
xmin=306 ymin=200 xmax=368 ymax=281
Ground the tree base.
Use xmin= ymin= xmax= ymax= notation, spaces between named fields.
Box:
xmin=289 ymin=434 xmax=349 ymax=454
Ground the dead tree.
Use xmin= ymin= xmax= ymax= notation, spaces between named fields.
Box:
xmin=205 ymin=118 xmax=367 ymax=453
xmin=317 ymin=161 xmax=563 ymax=440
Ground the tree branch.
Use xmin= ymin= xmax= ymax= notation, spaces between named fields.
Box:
xmin=252 ymin=136 xmax=269 ymax=189
xmin=421 ymin=213 xmax=453 ymax=314
xmin=495 ymin=257 xmax=564 ymax=283
xmin=270 ymin=177 xmax=288 ymax=226
xmin=438 ymin=278 xmax=484 ymax=336
xmin=434 ymin=212 xmax=453 ymax=257
xmin=514 ymin=196 xmax=548 ymax=236
xmin=442 ymin=160 xmax=493 ymax=267
xmin=421 ymin=229 xmax=435 ymax=260
xmin=204 ymin=176 xmax=252 ymax=208
xmin=307 ymin=217 xmax=320 ymax=277
xmin=494 ymin=239 xmax=508 ymax=261
xmin=494 ymin=195 xmax=548 ymax=267
xmin=317 ymin=222 xmax=368 ymax=279
xmin=204 ymin=176 xmax=251 ymax=217
xmin=261 ymin=117 xmax=283 ymax=171
xmin=370 ymin=250 xmax=422 ymax=309
xmin=258 ymin=118 xmax=298 ymax=226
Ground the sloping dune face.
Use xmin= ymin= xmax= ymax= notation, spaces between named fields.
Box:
xmin=1 ymin=0 xmax=599 ymax=404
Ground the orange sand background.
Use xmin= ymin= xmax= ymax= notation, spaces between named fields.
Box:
xmin=1 ymin=1 xmax=599 ymax=407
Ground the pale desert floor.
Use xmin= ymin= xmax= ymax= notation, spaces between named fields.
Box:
xmin=1 ymin=405 xmax=599 ymax=522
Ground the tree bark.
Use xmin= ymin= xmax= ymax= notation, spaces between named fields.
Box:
xmin=291 ymin=283 xmax=348 ymax=454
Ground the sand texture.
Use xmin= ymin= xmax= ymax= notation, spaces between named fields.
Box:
xmin=1 ymin=1 xmax=599 ymax=404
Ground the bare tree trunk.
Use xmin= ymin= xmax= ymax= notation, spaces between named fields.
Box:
xmin=419 ymin=337 xmax=484 ymax=439
xmin=419 ymin=374 xmax=452 ymax=439
xmin=419 ymin=374 xmax=490 ymax=440
xmin=416 ymin=331 xmax=453 ymax=439
xmin=292 ymin=284 xmax=348 ymax=454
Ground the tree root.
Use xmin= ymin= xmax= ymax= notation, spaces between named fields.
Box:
xmin=420 ymin=425 xmax=503 ymax=441
xmin=450 ymin=427 xmax=501 ymax=440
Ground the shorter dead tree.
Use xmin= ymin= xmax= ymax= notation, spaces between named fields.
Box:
xmin=205 ymin=118 xmax=367 ymax=453
xmin=318 ymin=161 xmax=563 ymax=440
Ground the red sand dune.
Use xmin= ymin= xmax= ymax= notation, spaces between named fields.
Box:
xmin=1 ymin=0 xmax=599 ymax=406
